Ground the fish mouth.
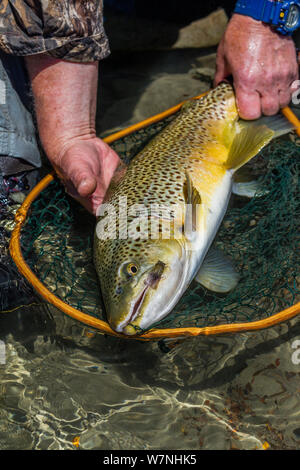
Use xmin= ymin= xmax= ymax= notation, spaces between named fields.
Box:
xmin=116 ymin=261 xmax=166 ymax=335
xmin=115 ymin=285 xmax=148 ymax=335
xmin=121 ymin=243 xmax=189 ymax=335
xmin=128 ymin=285 xmax=149 ymax=325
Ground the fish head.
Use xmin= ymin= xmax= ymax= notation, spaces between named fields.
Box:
xmin=98 ymin=237 xmax=189 ymax=336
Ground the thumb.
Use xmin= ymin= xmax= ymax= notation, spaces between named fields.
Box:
xmin=60 ymin=149 xmax=98 ymax=198
xmin=70 ymin=164 xmax=97 ymax=198
xmin=76 ymin=174 xmax=97 ymax=197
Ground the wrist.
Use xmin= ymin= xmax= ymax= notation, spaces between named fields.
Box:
xmin=230 ymin=13 xmax=271 ymax=29
xmin=230 ymin=12 xmax=295 ymax=39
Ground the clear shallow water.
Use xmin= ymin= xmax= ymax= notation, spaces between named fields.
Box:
xmin=0 ymin=304 xmax=299 ymax=450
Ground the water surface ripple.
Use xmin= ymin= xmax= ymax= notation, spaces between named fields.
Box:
xmin=0 ymin=305 xmax=299 ymax=450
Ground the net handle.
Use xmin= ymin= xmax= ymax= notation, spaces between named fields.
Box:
xmin=282 ymin=107 xmax=300 ymax=136
xmin=9 ymin=96 xmax=300 ymax=340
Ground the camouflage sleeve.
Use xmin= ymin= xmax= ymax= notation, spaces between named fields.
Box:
xmin=0 ymin=0 xmax=110 ymax=62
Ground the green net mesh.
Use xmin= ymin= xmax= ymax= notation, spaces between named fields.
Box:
xmin=19 ymin=114 xmax=300 ymax=333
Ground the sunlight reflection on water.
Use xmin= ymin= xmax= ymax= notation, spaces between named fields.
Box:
xmin=0 ymin=304 xmax=300 ymax=450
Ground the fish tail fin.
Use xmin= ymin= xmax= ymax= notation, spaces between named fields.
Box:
xmin=224 ymin=114 xmax=295 ymax=172
xmin=251 ymin=114 xmax=295 ymax=138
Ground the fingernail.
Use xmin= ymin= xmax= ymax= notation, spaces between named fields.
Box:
xmin=78 ymin=179 xmax=88 ymax=189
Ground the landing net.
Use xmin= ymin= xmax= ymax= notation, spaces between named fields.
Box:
xmin=9 ymin=100 xmax=300 ymax=340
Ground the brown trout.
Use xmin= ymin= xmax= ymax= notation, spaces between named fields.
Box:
xmin=94 ymin=83 xmax=293 ymax=335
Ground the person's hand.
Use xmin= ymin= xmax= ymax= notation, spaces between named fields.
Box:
xmin=54 ymin=137 xmax=121 ymax=214
xmin=214 ymin=14 xmax=299 ymax=119
xmin=25 ymin=56 xmax=123 ymax=215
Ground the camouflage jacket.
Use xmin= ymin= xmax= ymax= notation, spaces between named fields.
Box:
xmin=0 ymin=0 xmax=110 ymax=62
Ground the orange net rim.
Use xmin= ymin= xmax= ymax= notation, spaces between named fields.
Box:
xmin=9 ymin=94 xmax=300 ymax=341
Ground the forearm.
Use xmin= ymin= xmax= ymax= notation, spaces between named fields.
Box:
xmin=24 ymin=54 xmax=120 ymax=215
xmin=25 ymin=55 xmax=99 ymax=164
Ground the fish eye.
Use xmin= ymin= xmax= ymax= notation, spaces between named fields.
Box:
xmin=127 ymin=263 xmax=138 ymax=276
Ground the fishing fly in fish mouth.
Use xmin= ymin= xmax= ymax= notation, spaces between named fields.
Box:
xmin=94 ymin=83 xmax=295 ymax=336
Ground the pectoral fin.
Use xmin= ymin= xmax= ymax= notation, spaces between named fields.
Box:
xmin=232 ymin=180 xmax=268 ymax=198
xmin=195 ymin=248 xmax=239 ymax=293
xmin=184 ymin=172 xmax=202 ymax=239
xmin=232 ymin=167 xmax=268 ymax=198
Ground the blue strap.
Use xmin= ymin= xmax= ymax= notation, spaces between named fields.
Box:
xmin=234 ymin=0 xmax=282 ymax=24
